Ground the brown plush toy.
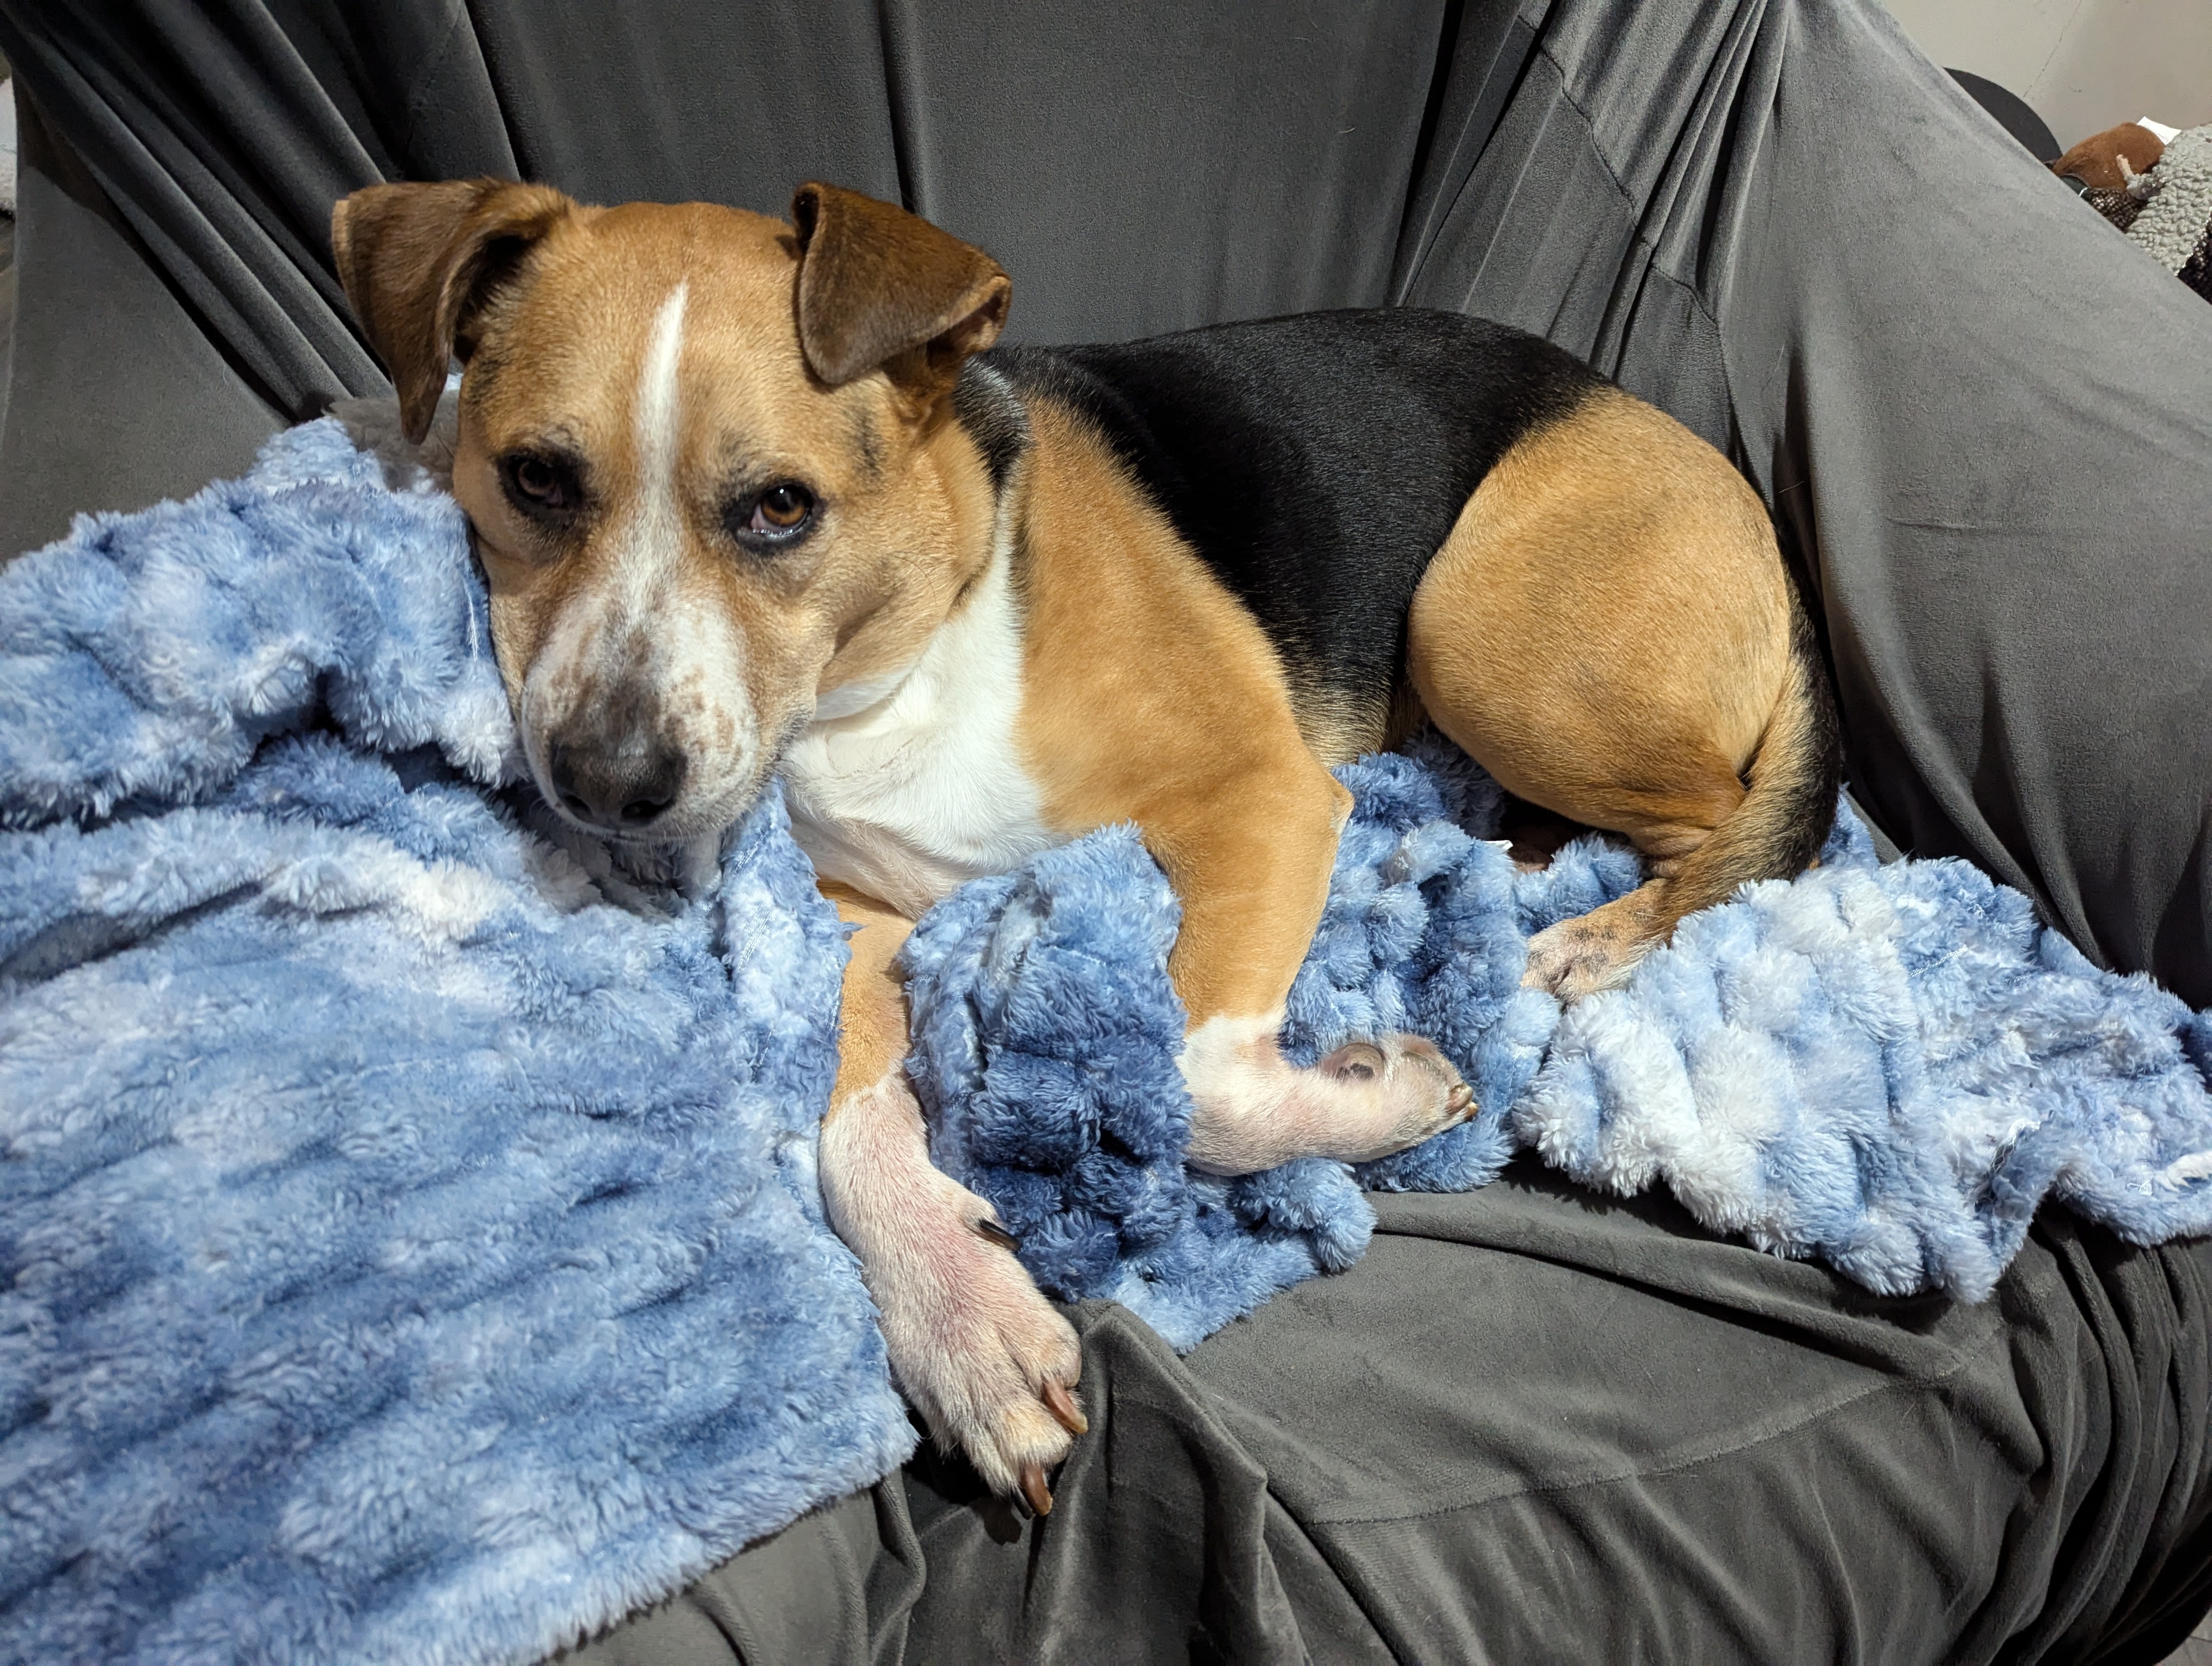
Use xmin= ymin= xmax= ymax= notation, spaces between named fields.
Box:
xmin=2053 ymin=121 xmax=2167 ymax=189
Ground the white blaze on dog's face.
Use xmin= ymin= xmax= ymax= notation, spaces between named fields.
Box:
xmin=330 ymin=181 xmax=1012 ymax=843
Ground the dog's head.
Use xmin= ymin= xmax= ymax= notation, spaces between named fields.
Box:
xmin=331 ymin=179 xmax=1011 ymax=843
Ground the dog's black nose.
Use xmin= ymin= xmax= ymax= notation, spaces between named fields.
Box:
xmin=545 ymin=742 xmax=687 ymax=832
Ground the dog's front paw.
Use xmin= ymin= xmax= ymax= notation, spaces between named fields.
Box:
xmin=871 ymin=1192 xmax=1085 ymax=1513
xmin=1313 ymin=1033 xmax=1476 ymax=1159
xmin=1182 ymin=1016 xmax=1475 ymax=1171
xmin=822 ymin=1073 xmax=1088 ymax=1511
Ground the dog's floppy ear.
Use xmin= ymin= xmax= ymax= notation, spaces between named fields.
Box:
xmin=331 ymin=178 xmax=575 ymax=444
xmin=790 ymin=182 xmax=1011 ymax=404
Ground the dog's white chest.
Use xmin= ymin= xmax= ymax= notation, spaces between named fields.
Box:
xmin=781 ymin=555 xmax=1057 ymax=917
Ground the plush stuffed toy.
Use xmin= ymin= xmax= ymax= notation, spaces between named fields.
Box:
xmin=2073 ymin=120 xmax=2212 ymax=305
xmin=2053 ymin=120 xmax=2167 ymax=190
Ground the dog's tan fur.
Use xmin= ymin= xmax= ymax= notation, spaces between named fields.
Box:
xmin=332 ymin=177 xmax=1824 ymax=1511
xmin=821 ymin=881 xmax=915 ymax=1104
xmin=1410 ymin=386 xmax=1812 ymax=994
xmin=1012 ymin=399 xmax=1354 ymax=1027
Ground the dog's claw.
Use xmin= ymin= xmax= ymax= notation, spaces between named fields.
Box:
xmin=974 ymin=1217 xmax=1021 ymax=1252
xmin=1042 ymin=1377 xmax=1088 ymax=1436
xmin=1448 ymin=1082 xmax=1475 ymax=1117
xmin=1019 ymin=1462 xmax=1053 ymax=1517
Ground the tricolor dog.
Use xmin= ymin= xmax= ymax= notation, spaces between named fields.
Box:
xmin=332 ymin=179 xmax=1840 ymax=1515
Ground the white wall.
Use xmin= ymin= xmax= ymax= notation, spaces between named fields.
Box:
xmin=1883 ymin=0 xmax=2212 ymax=147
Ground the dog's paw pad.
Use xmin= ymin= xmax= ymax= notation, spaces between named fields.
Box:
xmin=1321 ymin=1041 xmax=1386 ymax=1082
xmin=1331 ymin=1031 xmax=1475 ymax=1155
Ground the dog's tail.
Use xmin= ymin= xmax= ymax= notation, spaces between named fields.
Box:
xmin=1514 ymin=569 xmax=1844 ymax=1001
xmin=1664 ymin=579 xmax=1843 ymax=919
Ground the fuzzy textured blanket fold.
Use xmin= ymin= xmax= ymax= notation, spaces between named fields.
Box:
xmin=908 ymin=754 xmax=2212 ymax=1350
xmin=8 ymin=417 xmax=2212 ymax=1662
xmin=905 ymin=742 xmax=2212 ymax=1349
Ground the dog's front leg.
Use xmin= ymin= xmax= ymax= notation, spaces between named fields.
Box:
xmin=1152 ymin=767 xmax=1475 ymax=1174
xmin=814 ymin=882 xmax=1085 ymax=1514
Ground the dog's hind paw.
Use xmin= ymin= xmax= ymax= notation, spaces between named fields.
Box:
xmin=1523 ymin=908 xmax=1652 ymax=1001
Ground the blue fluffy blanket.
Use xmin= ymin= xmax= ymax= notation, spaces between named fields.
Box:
xmin=903 ymin=739 xmax=2212 ymax=1348
xmin=0 ymin=423 xmax=913 ymax=1665
xmin=7 ymin=417 xmax=2212 ymax=1660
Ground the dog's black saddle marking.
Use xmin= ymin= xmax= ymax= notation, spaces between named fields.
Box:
xmin=950 ymin=358 xmax=1031 ymax=496
xmin=975 ymin=310 xmax=1603 ymax=738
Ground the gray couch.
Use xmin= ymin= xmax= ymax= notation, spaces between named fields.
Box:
xmin=3 ymin=1 xmax=2209 ymax=1658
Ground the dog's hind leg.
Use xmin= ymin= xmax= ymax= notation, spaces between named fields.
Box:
xmin=1407 ymin=385 xmax=1840 ymax=1001
xmin=1146 ymin=765 xmax=1476 ymax=1174
xmin=814 ymin=882 xmax=1086 ymax=1514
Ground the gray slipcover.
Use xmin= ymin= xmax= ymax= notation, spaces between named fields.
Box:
xmin=1 ymin=1 xmax=2208 ymax=1659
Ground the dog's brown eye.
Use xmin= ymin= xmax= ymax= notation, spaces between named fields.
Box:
xmin=500 ymin=451 xmax=583 ymax=518
xmin=728 ymin=481 xmax=816 ymax=549
xmin=753 ymin=484 xmax=813 ymax=531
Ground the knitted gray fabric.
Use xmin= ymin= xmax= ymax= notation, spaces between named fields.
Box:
xmin=2127 ymin=125 xmax=2212 ymax=274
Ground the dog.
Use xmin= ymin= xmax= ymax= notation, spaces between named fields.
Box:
xmin=331 ymin=178 xmax=1839 ymax=1515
